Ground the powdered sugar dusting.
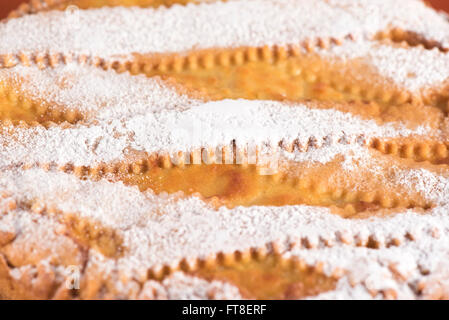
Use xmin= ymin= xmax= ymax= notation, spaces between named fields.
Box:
xmin=1 ymin=0 xmax=449 ymax=300
xmin=286 ymin=144 xmax=360 ymax=165
xmin=1 ymin=0 xmax=448 ymax=58
xmin=299 ymin=235 xmax=449 ymax=299
xmin=0 ymin=64 xmax=199 ymax=120
xmin=393 ymin=168 xmax=449 ymax=206
xmin=2 ymin=165 xmax=449 ymax=299
xmin=0 ymin=169 xmax=156 ymax=229
xmin=0 ymin=98 xmax=432 ymax=167
xmin=320 ymin=41 xmax=449 ymax=92
xmin=340 ymin=148 xmax=449 ymax=206
xmin=0 ymin=60 xmax=437 ymax=168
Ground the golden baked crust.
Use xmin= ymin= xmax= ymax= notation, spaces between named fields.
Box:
xmin=2 ymin=0 xmax=449 ymax=299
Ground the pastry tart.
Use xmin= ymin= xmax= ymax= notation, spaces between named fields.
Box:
xmin=1 ymin=0 xmax=449 ymax=299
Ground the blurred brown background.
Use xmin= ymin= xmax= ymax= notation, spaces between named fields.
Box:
xmin=1 ymin=0 xmax=449 ymax=19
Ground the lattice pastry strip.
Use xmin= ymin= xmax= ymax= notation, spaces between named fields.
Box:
xmin=0 ymin=63 xmax=447 ymax=164
xmin=7 ymin=0 xmax=207 ymax=19
xmin=1 ymin=165 xmax=449 ymax=299
xmin=1 ymin=0 xmax=449 ymax=300
xmin=133 ymin=43 xmax=449 ymax=109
